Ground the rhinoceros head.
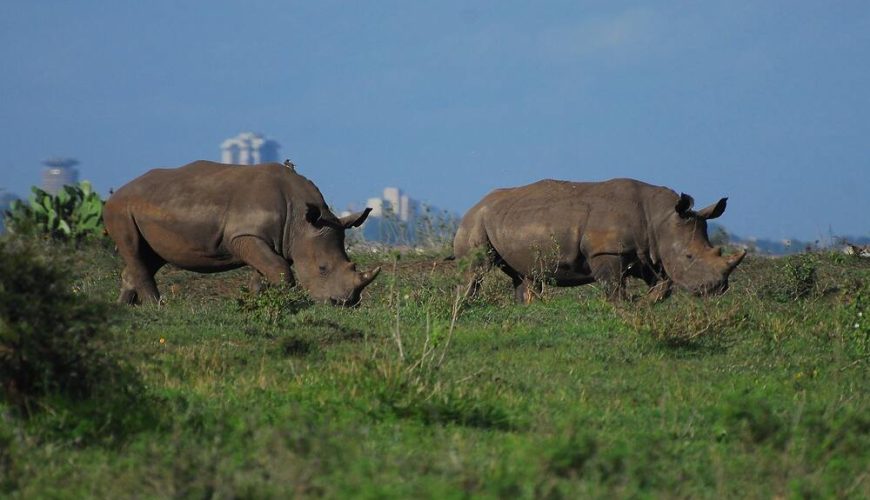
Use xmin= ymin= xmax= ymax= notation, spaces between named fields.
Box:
xmin=657 ymin=193 xmax=746 ymax=296
xmin=292 ymin=205 xmax=381 ymax=306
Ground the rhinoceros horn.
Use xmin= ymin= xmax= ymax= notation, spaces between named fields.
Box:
xmin=725 ymin=249 xmax=747 ymax=272
xmin=357 ymin=266 xmax=381 ymax=289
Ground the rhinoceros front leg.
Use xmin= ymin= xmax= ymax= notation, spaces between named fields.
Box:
xmin=589 ymin=254 xmax=629 ymax=300
xmin=646 ymin=279 xmax=672 ymax=303
xmin=231 ymin=236 xmax=294 ymax=286
xmin=513 ymin=276 xmax=542 ymax=305
xmin=246 ymin=268 xmax=296 ymax=293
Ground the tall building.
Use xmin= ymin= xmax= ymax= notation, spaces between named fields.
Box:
xmin=220 ymin=132 xmax=280 ymax=165
xmin=360 ymin=187 xmax=422 ymax=243
xmin=366 ymin=187 xmax=418 ymax=222
xmin=41 ymin=157 xmax=79 ymax=195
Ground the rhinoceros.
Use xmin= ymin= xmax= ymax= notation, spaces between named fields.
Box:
xmin=104 ymin=160 xmax=380 ymax=305
xmin=453 ymin=178 xmax=746 ymax=303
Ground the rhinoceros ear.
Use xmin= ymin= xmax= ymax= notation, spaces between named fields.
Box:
xmin=339 ymin=208 xmax=372 ymax=228
xmin=675 ymin=193 xmax=694 ymax=217
xmin=305 ymin=204 xmax=344 ymax=229
xmin=696 ymin=197 xmax=728 ymax=220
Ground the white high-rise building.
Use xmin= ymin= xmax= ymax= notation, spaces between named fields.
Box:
xmin=41 ymin=157 xmax=79 ymax=195
xmin=220 ymin=132 xmax=280 ymax=165
xmin=366 ymin=187 xmax=417 ymax=222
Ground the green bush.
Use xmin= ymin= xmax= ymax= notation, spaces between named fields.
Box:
xmin=760 ymin=252 xmax=820 ymax=302
xmin=236 ymin=281 xmax=312 ymax=323
xmin=0 ymin=238 xmax=130 ymax=416
xmin=3 ymin=182 xmax=104 ymax=241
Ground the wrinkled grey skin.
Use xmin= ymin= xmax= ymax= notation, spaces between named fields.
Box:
xmin=104 ymin=161 xmax=380 ymax=306
xmin=453 ymin=178 xmax=746 ymax=303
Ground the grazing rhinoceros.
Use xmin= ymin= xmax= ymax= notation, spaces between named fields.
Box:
xmin=453 ymin=178 xmax=746 ymax=303
xmin=104 ymin=160 xmax=380 ymax=306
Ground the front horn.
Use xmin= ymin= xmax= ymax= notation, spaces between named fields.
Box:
xmin=357 ymin=267 xmax=381 ymax=289
xmin=726 ymin=249 xmax=747 ymax=272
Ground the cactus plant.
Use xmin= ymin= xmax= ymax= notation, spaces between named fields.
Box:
xmin=2 ymin=181 xmax=106 ymax=241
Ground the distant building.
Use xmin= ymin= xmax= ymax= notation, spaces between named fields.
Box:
xmin=220 ymin=132 xmax=280 ymax=165
xmin=366 ymin=187 xmax=418 ymax=222
xmin=41 ymin=157 xmax=79 ymax=195
xmin=350 ymin=187 xmax=459 ymax=245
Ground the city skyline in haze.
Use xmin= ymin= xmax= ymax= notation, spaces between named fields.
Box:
xmin=1 ymin=1 xmax=868 ymax=241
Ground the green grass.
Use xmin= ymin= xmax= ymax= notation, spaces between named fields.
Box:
xmin=2 ymin=240 xmax=868 ymax=498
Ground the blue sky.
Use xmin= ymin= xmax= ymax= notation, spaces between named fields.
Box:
xmin=1 ymin=1 xmax=868 ymax=241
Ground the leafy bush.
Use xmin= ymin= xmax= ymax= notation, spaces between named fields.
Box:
xmin=0 ymin=238 xmax=132 ymax=416
xmin=760 ymin=252 xmax=820 ymax=302
xmin=3 ymin=182 xmax=104 ymax=241
xmin=236 ymin=281 xmax=312 ymax=323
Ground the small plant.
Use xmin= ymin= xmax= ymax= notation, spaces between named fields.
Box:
xmin=237 ymin=280 xmax=312 ymax=323
xmin=3 ymin=182 xmax=104 ymax=241
xmin=760 ymin=252 xmax=820 ymax=302
xmin=413 ymin=204 xmax=460 ymax=251
xmin=529 ymin=235 xmax=561 ymax=299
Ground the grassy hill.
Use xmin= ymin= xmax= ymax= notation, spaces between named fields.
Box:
xmin=1 ymin=239 xmax=868 ymax=498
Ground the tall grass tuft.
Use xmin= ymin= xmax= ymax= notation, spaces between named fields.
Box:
xmin=615 ymin=297 xmax=745 ymax=349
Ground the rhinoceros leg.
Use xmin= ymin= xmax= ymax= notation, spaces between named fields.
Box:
xmin=230 ymin=236 xmax=294 ymax=286
xmin=589 ymin=254 xmax=629 ymax=300
xmin=109 ymin=218 xmax=163 ymax=305
xmin=646 ymin=279 xmax=672 ymax=303
xmin=634 ymin=264 xmax=672 ymax=302
xmin=512 ymin=276 xmax=542 ymax=305
xmin=117 ymin=264 xmax=161 ymax=305
xmin=248 ymin=270 xmax=265 ymax=293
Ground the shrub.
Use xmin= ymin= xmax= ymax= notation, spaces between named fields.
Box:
xmin=3 ymin=182 xmax=104 ymax=241
xmin=760 ymin=252 xmax=819 ymax=302
xmin=236 ymin=281 xmax=312 ymax=323
xmin=0 ymin=238 xmax=131 ymax=416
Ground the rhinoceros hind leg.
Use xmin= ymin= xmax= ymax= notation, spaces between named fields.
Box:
xmin=116 ymin=260 xmax=161 ymax=305
xmin=454 ymin=244 xmax=497 ymax=300
xmin=231 ymin=236 xmax=294 ymax=286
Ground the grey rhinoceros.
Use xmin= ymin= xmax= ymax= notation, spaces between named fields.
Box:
xmin=453 ymin=178 xmax=746 ymax=303
xmin=104 ymin=160 xmax=380 ymax=306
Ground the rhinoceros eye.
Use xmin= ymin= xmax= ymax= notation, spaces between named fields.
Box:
xmin=685 ymin=254 xmax=694 ymax=260
xmin=318 ymin=265 xmax=329 ymax=276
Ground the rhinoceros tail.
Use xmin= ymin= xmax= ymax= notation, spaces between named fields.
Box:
xmin=443 ymin=255 xmax=456 ymax=261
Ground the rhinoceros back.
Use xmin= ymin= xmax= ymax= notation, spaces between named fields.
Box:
xmin=105 ymin=161 xmax=324 ymax=271
xmin=458 ymin=178 xmax=666 ymax=277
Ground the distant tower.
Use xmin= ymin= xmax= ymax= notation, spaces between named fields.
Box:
xmin=41 ymin=157 xmax=79 ymax=195
xmin=220 ymin=132 xmax=281 ymax=165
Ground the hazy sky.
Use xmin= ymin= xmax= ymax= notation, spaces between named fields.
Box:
xmin=1 ymin=1 xmax=868 ymax=240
